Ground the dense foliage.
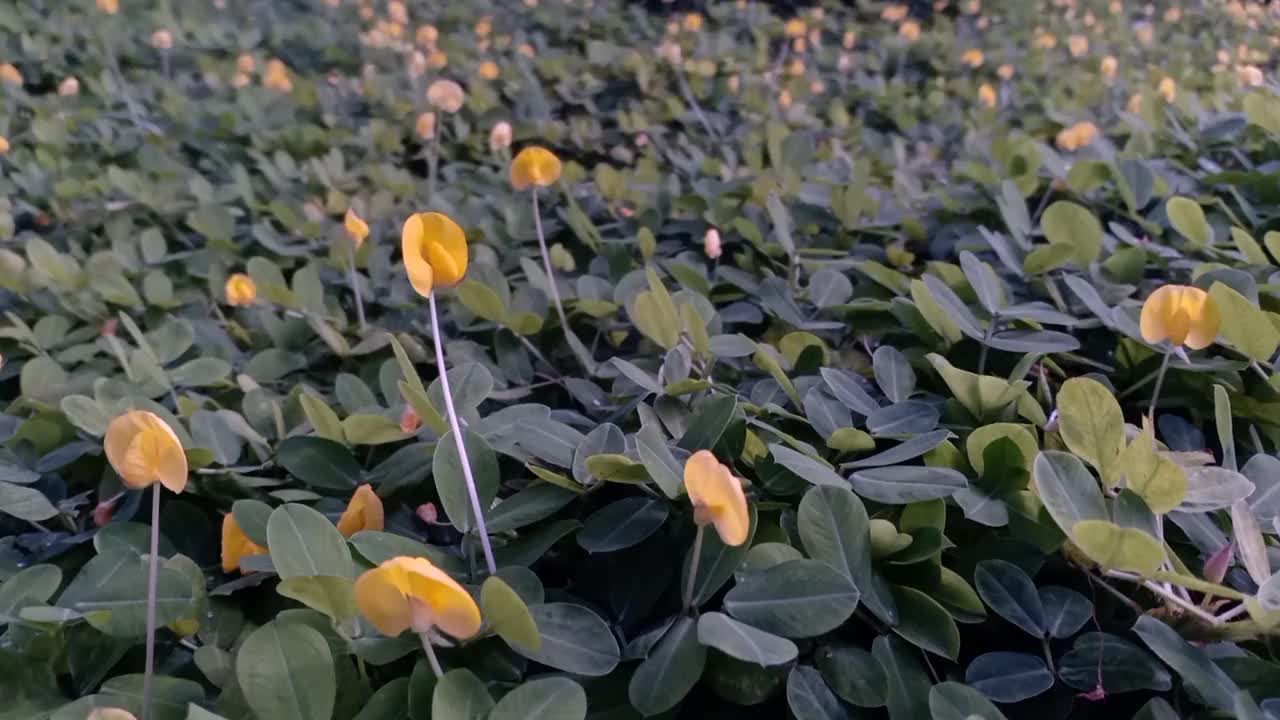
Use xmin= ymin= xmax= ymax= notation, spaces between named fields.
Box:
xmin=3 ymin=0 xmax=1280 ymax=718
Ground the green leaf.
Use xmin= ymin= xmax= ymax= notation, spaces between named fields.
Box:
xmin=236 ymin=621 xmax=336 ymax=720
xmin=1132 ymin=615 xmax=1239 ymax=710
xmin=342 ymin=414 xmax=409 ymax=445
xmin=96 ymin=675 xmax=205 ymax=720
xmin=276 ymin=436 xmax=361 ymax=490
xmin=786 ymin=665 xmax=844 ymax=719
xmin=769 ymin=444 xmax=845 ymax=487
xmin=514 ymin=603 xmax=619 ymax=676
xmin=481 ymin=576 xmax=540 ymax=652
xmin=965 ymin=651 xmax=1053 ymax=703
xmin=1166 ymin=196 xmax=1212 ymax=247
xmin=1031 ymin=450 xmax=1107 ymax=533
xmin=0 ymin=564 xmax=61 ymax=621
xmin=489 ymin=677 xmax=586 ymax=720
xmin=0 ymin=480 xmax=58 ymax=521
xmin=973 ymin=559 xmax=1046 ymax=637
xmin=276 ymin=576 xmax=355 ymax=624
xmin=266 ymin=503 xmax=354 ymax=579
xmin=677 ymin=393 xmax=737 ymax=451
xmin=1209 ymin=281 xmax=1280 ymax=362
xmin=456 ymin=280 xmax=507 ymax=325
xmin=629 ymin=616 xmax=706 ymax=716
xmin=872 ymin=635 xmax=933 ymax=720
xmin=684 ymin=505 xmax=757 ymax=606
xmin=433 ymin=430 xmax=499 ymax=534
xmin=1040 ymin=201 xmax=1102 ymax=266
xmin=1071 ymin=520 xmax=1164 ymax=575
xmin=797 ymin=485 xmax=897 ymax=624
xmin=816 ymin=645 xmax=886 ymax=707
xmin=432 ymin=669 xmax=493 ymax=720
xmin=723 ymin=559 xmax=859 ymax=638
xmin=59 ymin=551 xmax=194 ymax=637
xmin=1056 ymin=377 xmax=1124 ymax=486
xmin=928 ymin=682 xmax=1007 ymax=720
xmin=926 ymin=354 xmax=1044 ymax=426
xmin=909 ymin=279 xmax=962 ymax=344
xmin=577 ymin=497 xmax=667 ymax=553
xmin=1058 ymin=632 xmax=1172 ymax=693
xmin=1120 ymin=422 xmax=1187 ymax=514
xmin=696 ymin=612 xmax=798 ymax=667
xmin=890 ymin=585 xmax=961 ymax=660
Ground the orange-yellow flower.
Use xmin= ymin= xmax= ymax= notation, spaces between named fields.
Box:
xmin=344 ymin=208 xmax=370 ymax=248
xmin=0 ymin=64 xmax=22 ymax=86
xmin=899 ymin=20 xmax=921 ymax=41
xmin=1055 ymin=121 xmax=1098 ymax=151
xmin=263 ymin=59 xmax=293 ymax=93
xmin=428 ymin=50 xmax=448 ymax=69
xmin=1140 ymin=285 xmax=1220 ymax=350
xmin=1100 ymin=56 xmax=1118 ymax=82
xmin=415 ymin=111 xmax=436 ymax=140
xmin=221 ymin=513 xmax=268 ymax=573
xmin=882 ymin=4 xmax=909 ymax=22
xmin=58 ymin=76 xmax=79 ymax=96
xmin=104 ymin=411 xmax=188 ymax=494
xmin=1034 ymin=30 xmax=1057 ymax=49
xmin=236 ymin=54 xmax=256 ymax=74
xmin=97 ymin=0 xmax=119 ymax=14
xmin=978 ymin=83 xmax=997 ymax=108
xmin=684 ymin=12 xmax=704 ymax=32
xmin=997 ymin=63 xmax=1015 ymax=80
xmin=354 ymin=556 xmax=482 ymax=639
xmin=401 ymin=212 xmax=468 ymax=297
xmin=426 ymin=79 xmax=465 ymax=113
xmin=225 ymin=273 xmax=257 ymax=306
xmin=337 ymin=484 xmax=385 ymax=537
xmin=961 ymin=48 xmax=984 ymax=68
xmin=1127 ymin=92 xmax=1144 ymax=114
xmin=0 ymin=136 xmax=9 ymax=155
xmin=478 ymin=60 xmax=500 ymax=80
xmin=784 ymin=18 xmax=807 ymax=38
xmin=1067 ymin=35 xmax=1089 ymax=57
xmin=1158 ymin=76 xmax=1176 ymax=103
xmin=684 ymin=450 xmax=749 ymax=546
xmin=417 ymin=24 xmax=439 ymax=47
xmin=510 ymin=146 xmax=562 ymax=191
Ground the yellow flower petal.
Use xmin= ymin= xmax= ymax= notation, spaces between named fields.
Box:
xmin=225 ymin=273 xmax=257 ymax=306
xmin=510 ymin=146 xmax=562 ymax=191
xmin=337 ymin=484 xmax=385 ymax=537
xmin=1140 ymin=284 xmax=1219 ymax=350
xmin=354 ymin=556 xmax=482 ymax=639
xmin=683 ymin=450 xmax=750 ymax=546
xmin=104 ymin=411 xmax=188 ymax=493
xmin=221 ymin=513 xmax=268 ymax=573
xmin=402 ymin=212 xmax=467 ymax=296
xmin=344 ymin=208 xmax=370 ymax=246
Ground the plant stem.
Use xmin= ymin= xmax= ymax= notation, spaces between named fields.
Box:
xmin=428 ymin=291 xmax=497 ymax=576
xmin=1041 ymin=636 xmax=1056 ymax=674
xmin=142 ymin=486 xmax=162 ymax=720
xmin=419 ymin=632 xmax=444 ymax=678
xmin=427 ymin=127 xmax=441 ymax=206
xmin=348 ymin=242 xmax=366 ymax=331
xmin=1103 ymin=570 xmax=1222 ymax=625
xmin=1148 ymin=348 xmax=1173 ymax=421
xmin=531 ymin=190 xmax=570 ymax=334
xmin=683 ymin=525 xmax=705 ymax=610
xmin=977 ymin=320 xmax=994 ymax=375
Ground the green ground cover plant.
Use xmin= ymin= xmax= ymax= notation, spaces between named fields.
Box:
xmin=3 ymin=0 xmax=1280 ymax=718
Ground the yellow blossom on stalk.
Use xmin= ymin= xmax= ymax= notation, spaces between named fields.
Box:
xmin=344 ymin=208 xmax=370 ymax=248
xmin=354 ymin=556 xmax=482 ymax=639
xmin=263 ymin=59 xmax=293 ymax=92
xmin=510 ymin=146 xmax=562 ymax=190
xmin=416 ymin=111 xmax=436 ymax=139
xmin=151 ymin=30 xmax=174 ymax=50
xmin=1109 ymin=0 xmax=1123 ymax=14
xmin=475 ymin=16 xmax=493 ymax=37
xmin=0 ymin=64 xmax=22 ymax=86
xmin=997 ymin=63 xmax=1014 ymax=80
xmin=427 ymin=79 xmax=465 ymax=113
xmin=236 ymin=54 xmax=256 ymax=74
xmin=1127 ymin=92 xmax=1143 ymax=113
xmin=225 ymin=273 xmax=257 ymax=306
xmin=518 ymin=43 xmax=536 ymax=58
xmin=388 ymin=0 xmax=408 ymax=25
xmin=1068 ymin=34 xmax=1088 ymax=57
xmin=684 ymin=12 xmax=704 ymax=32
xmin=842 ymin=30 xmax=856 ymax=49
xmin=882 ymin=4 xmax=909 ymax=22
xmin=961 ymin=48 xmax=984 ymax=67
xmin=478 ymin=60 xmax=500 ymax=80
xmin=1140 ymin=285 xmax=1220 ymax=350
xmin=727 ymin=74 xmax=740 ymax=93
xmin=1034 ymin=30 xmax=1057 ymax=48
xmin=810 ymin=79 xmax=826 ymax=94
xmin=0 ymin=136 xmax=10 ymax=154
xmin=838 ymin=54 xmax=854 ymax=72
xmin=417 ymin=25 xmax=439 ymax=47
xmin=428 ymin=50 xmax=448 ymax=69
xmin=221 ymin=514 xmax=267 ymax=573
xmin=97 ymin=0 xmax=119 ymax=14
xmin=1100 ymin=55 xmax=1118 ymax=81
xmin=792 ymin=37 xmax=807 ymax=54
xmin=684 ymin=450 xmax=749 ymax=546
xmin=787 ymin=58 xmax=805 ymax=77
xmin=489 ymin=121 xmax=512 ymax=152
xmin=978 ymin=83 xmax=996 ymax=107
xmin=104 ymin=411 xmax=188 ymax=494
xmin=337 ymin=484 xmax=384 ymax=537
xmin=1055 ymin=121 xmax=1098 ymax=151
xmin=1237 ymin=64 xmax=1264 ymax=87
xmin=1164 ymin=6 xmax=1181 ymax=23
xmin=899 ymin=20 xmax=921 ymax=41
xmin=1158 ymin=76 xmax=1176 ymax=102
xmin=778 ymin=89 xmax=792 ymax=108
xmin=58 ymin=77 xmax=80 ymax=96
xmin=784 ymin=18 xmax=806 ymax=38
xmin=401 ymin=212 xmax=468 ymax=297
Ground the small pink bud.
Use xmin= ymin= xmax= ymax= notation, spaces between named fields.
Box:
xmin=1204 ymin=542 xmax=1234 ymax=584
xmin=703 ymin=228 xmax=723 ymax=259
xmin=399 ymin=406 xmax=422 ymax=434
xmin=416 ymin=502 xmax=439 ymax=524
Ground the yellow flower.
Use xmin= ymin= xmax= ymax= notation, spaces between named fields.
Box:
xmin=151 ymin=30 xmax=174 ymax=50
xmin=475 ymin=16 xmax=493 ymax=37
xmin=1068 ymin=35 xmax=1089 ymax=57
xmin=882 ymin=5 xmax=909 ymax=22
xmin=97 ymin=0 xmax=119 ymax=14
xmin=104 ymin=411 xmax=188 ymax=494
xmin=510 ymin=146 xmax=562 ymax=190
xmin=225 ymin=273 xmax=257 ymax=306
xmin=489 ymin=121 xmax=513 ymax=152
xmin=236 ymin=54 xmax=256 ymax=74
xmin=1055 ymin=121 xmax=1098 ymax=151
xmin=784 ymin=18 xmax=807 ymax=38
xmin=1237 ymin=64 xmax=1265 ymax=87
xmin=221 ymin=513 xmax=267 ymax=574
xmin=88 ymin=710 xmax=136 ymax=720
xmin=1139 ymin=285 xmax=1220 ymax=350
xmin=1127 ymin=92 xmax=1143 ymax=113
xmin=899 ymin=20 xmax=920 ymax=42
xmin=263 ymin=59 xmax=293 ymax=93
xmin=417 ymin=25 xmax=439 ymax=47
xmin=426 ymin=79 xmax=464 ymax=113
xmin=231 ymin=72 xmax=251 ymax=89
xmin=842 ymin=30 xmax=856 ymax=49
xmin=517 ymin=43 xmax=536 ymax=58
xmin=354 ymin=556 xmax=482 ymax=638
xmin=997 ymin=63 xmax=1015 ymax=80
xmin=684 ymin=12 xmax=704 ymax=32
xmin=415 ymin=111 xmax=436 ymax=140
xmin=0 ymin=64 xmax=22 ymax=86
xmin=58 ymin=76 xmax=80 ymax=96
xmin=684 ymin=450 xmax=749 ymax=546
xmin=337 ymin=484 xmax=385 ymax=537
xmin=344 ymin=208 xmax=370 ymax=248
xmin=428 ymin=50 xmax=448 ymax=69
xmin=401 ymin=212 xmax=468 ymax=297
xmin=1164 ymin=6 xmax=1182 ymax=23
xmin=778 ymin=89 xmax=792 ymax=108
xmin=978 ymin=83 xmax=996 ymax=108
xmin=787 ymin=58 xmax=805 ymax=77
xmin=478 ymin=60 xmax=500 ymax=80
xmin=791 ymin=37 xmax=807 ymax=54
xmin=0 ymin=136 xmax=9 ymax=154
xmin=1100 ymin=55 xmax=1118 ymax=81
xmin=388 ymin=0 xmax=409 ymax=25
xmin=1158 ymin=77 xmax=1176 ymax=103
xmin=961 ymin=48 xmax=984 ymax=68
xmin=1034 ymin=31 xmax=1057 ymax=49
